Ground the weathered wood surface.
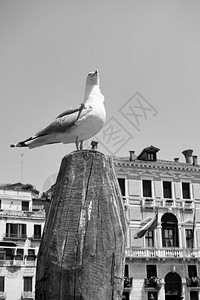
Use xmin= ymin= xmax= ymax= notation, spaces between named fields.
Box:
xmin=35 ymin=150 xmax=127 ymax=300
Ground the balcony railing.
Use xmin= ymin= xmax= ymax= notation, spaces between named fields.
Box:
xmin=0 ymin=260 xmax=15 ymax=266
xmin=0 ymin=259 xmax=36 ymax=267
xmin=143 ymin=198 xmax=154 ymax=208
xmin=141 ymin=198 xmax=195 ymax=210
xmin=124 ymin=277 xmax=133 ymax=289
xmin=144 ymin=277 xmax=162 ymax=290
xmin=26 ymin=260 xmax=36 ymax=267
xmin=30 ymin=235 xmax=42 ymax=241
xmin=183 ymin=201 xmax=194 ymax=210
xmin=0 ymin=291 xmax=6 ymax=299
xmin=186 ymin=277 xmax=200 ymax=287
xmin=0 ymin=210 xmax=45 ymax=219
xmin=126 ymin=248 xmax=200 ymax=259
xmin=21 ymin=291 xmax=34 ymax=299
xmin=3 ymin=233 xmax=27 ymax=240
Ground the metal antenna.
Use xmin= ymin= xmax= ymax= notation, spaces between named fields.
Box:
xmin=20 ymin=153 xmax=24 ymax=183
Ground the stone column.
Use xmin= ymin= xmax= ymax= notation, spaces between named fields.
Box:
xmin=178 ymin=225 xmax=183 ymax=248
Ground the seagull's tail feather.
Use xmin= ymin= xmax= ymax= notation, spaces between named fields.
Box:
xmin=10 ymin=134 xmax=60 ymax=149
xmin=10 ymin=142 xmax=28 ymax=148
xmin=10 ymin=136 xmax=33 ymax=148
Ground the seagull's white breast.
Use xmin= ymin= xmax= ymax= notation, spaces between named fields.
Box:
xmin=61 ymin=99 xmax=106 ymax=144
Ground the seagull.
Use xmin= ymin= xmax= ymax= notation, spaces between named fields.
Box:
xmin=10 ymin=70 xmax=106 ymax=150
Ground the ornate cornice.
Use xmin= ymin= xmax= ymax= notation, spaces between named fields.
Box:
xmin=113 ymin=158 xmax=200 ymax=173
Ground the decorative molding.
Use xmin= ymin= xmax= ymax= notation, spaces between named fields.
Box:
xmin=178 ymin=173 xmax=194 ymax=179
xmin=115 ymin=168 xmax=129 ymax=175
xmin=114 ymin=160 xmax=200 ymax=173
xmin=159 ymin=172 xmax=177 ymax=178
xmin=139 ymin=171 xmax=158 ymax=177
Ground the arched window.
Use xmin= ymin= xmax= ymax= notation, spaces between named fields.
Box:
xmin=161 ymin=213 xmax=179 ymax=247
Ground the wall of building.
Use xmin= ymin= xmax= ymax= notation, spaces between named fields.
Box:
xmin=115 ymin=150 xmax=200 ymax=300
xmin=0 ymin=187 xmax=45 ymax=300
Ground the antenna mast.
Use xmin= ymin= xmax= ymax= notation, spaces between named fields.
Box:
xmin=21 ymin=153 xmax=24 ymax=183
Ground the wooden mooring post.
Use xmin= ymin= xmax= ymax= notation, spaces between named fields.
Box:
xmin=35 ymin=150 xmax=127 ymax=300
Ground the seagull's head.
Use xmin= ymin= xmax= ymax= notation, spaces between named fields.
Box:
xmin=86 ymin=70 xmax=99 ymax=86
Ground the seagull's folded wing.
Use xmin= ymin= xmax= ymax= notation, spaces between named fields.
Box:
xmin=34 ymin=105 xmax=92 ymax=138
xmin=56 ymin=104 xmax=83 ymax=118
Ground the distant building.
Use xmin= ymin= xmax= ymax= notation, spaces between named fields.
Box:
xmin=0 ymin=183 xmax=46 ymax=300
xmin=114 ymin=146 xmax=200 ymax=300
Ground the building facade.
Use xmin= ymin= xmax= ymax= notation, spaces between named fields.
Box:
xmin=114 ymin=146 xmax=200 ymax=300
xmin=0 ymin=183 xmax=46 ymax=300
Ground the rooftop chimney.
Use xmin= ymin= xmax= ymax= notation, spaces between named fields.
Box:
xmin=182 ymin=149 xmax=193 ymax=164
xmin=91 ymin=140 xmax=98 ymax=151
xmin=193 ymin=155 xmax=198 ymax=166
xmin=174 ymin=158 xmax=179 ymax=163
xmin=129 ymin=151 xmax=135 ymax=161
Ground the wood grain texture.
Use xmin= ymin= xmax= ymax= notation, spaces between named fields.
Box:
xmin=35 ymin=150 xmax=126 ymax=300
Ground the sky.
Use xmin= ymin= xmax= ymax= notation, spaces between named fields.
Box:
xmin=0 ymin=0 xmax=200 ymax=192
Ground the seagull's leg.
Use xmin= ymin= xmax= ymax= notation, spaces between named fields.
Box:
xmin=76 ymin=103 xmax=84 ymax=121
xmin=75 ymin=137 xmax=79 ymax=150
xmin=80 ymin=141 xmax=83 ymax=150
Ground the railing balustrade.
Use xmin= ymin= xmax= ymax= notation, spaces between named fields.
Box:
xmin=0 ymin=291 xmax=6 ymax=298
xmin=140 ymin=197 xmax=195 ymax=210
xmin=126 ymin=248 xmax=200 ymax=259
xmin=21 ymin=291 xmax=34 ymax=299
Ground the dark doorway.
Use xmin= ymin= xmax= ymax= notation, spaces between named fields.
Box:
xmin=122 ymin=292 xmax=129 ymax=300
xmin=165 ymin=296 xmax=181 ymax=300
xmin=165 ymin=272 xmax=182 ymax=300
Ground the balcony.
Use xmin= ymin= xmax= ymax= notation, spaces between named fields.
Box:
xmin=3 ymin=233 xmax=27 ymax=241
xmin=164 ymin=199 xmax=174 ymax=206
xmin=0 ymin=209 xmax=45 ymax=219
xmin=142 ymin=198 xmax=176 ymax=210
xmin=0 ymin=260 xmax=15 ymax=266
xmin=14 ymin=259 xmax=24 ymax=266
xmin=124 ymin=277 xmax=133 ymax=290
xmin=26 ymin=260 xmax=36 ymax=267
xmin=143 ymin=198 xmax=155 ymax=208
xmin=186 ymin=277 xmax=200 ymax=288
xmin=0 ymin=292 xmax=6 ymax=299
xmin=21 ymin=291 xmax=34 ymax=299
xmin=140 ymin=198 xmax=195 ymax=211
xmin=125 ymin=248 xmax=200 ymax=259
xmin=30 ymin=235 xmax=42 ymax=241
xmin=144 ymin=277 xmax=162 ymax=290
xmin=183 ymin=200 xmax=194 ymax=211
xmin=0 ymin=259 xmax=36 ymax=267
